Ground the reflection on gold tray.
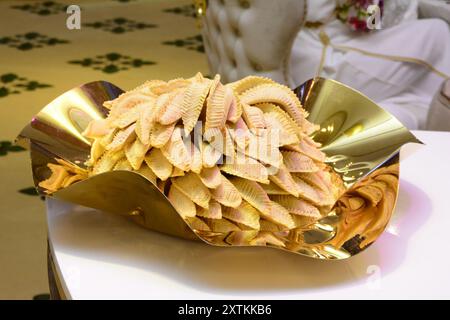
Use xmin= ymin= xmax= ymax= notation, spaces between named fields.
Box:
xmin=16 ymin=78 xmax=421 ymax=260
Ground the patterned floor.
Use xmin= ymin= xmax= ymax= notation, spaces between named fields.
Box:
xmin=0 ymin=0 xmax=208 ymax=299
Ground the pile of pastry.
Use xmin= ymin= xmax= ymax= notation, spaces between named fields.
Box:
xmin=40 ymin=73 xmax=343 ymax=247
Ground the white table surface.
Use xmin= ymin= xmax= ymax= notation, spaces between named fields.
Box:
xmin=47 ymin=130 xmax=450 ymax=300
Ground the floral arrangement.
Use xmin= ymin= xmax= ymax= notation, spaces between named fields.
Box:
xmin=335 ymin=0 xmax=384 ymax=32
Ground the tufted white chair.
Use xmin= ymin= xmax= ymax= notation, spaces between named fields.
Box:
xmin=201 ymin=0 xmax=305 ymax=88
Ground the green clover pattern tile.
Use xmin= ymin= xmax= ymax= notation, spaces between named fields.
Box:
xmin=0 ymin=140 xmax=25 ymax=156
xmin=68 ymin=52 xmax=156 ymax=74
xmin=163 ymin=4 xmax=196 ymax=18
xmin=163 ymin=34 xmax=204 ymax=53
xmin=85 ymin=17 xmax=157 ymax=34
xmin=18 ymin=187 xmax=45 ymax=200
xmin=0 ymin=32 xmax=69 ymax=51
xmin=0 ymin=73 xmax=52 ymax=98
xmin=18 ymin=187 xmax=39 ymax=196
xmin=11 ymin=1 xmax=67 ymax=16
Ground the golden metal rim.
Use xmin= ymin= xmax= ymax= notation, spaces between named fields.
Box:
xmin=17 ymin=78 xmax=420 ymax=260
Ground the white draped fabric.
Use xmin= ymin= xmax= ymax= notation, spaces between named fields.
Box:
xmin=291 ymin=0 xmax=450 ymax=129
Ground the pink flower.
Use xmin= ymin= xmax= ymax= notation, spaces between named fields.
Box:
xmin=336 ymin=0 xmax=384 ymax=32
xmin=348 ymin=17 xmax=370 ymax=32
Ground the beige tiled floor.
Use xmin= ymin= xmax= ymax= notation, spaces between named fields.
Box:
xmin=0 ymin=0 xmax=207 ymax=299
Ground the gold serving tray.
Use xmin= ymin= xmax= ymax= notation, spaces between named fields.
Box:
xmin=17 ymin=78 xmax=421 ymax=260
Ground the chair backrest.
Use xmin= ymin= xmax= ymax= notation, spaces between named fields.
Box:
xmin=201 ymin=0 xmax=305 ymax=86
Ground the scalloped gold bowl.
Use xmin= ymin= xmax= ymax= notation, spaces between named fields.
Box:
xmin=16 ymin=78 xmax=421 ymax=260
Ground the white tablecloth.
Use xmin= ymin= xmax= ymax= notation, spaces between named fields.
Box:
xmin=47 ymin=130 xmax=450 ymax=299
